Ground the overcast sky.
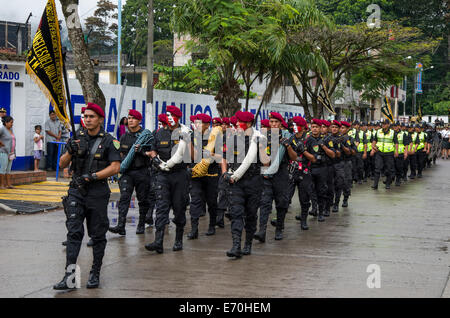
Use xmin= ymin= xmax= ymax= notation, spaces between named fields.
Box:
xmin=0 ymin=0 xmax=124 ymax=35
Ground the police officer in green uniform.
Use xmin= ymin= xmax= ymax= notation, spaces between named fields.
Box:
xmin=416 ymin=124 xmax=429 ymax=178
xmin=354 ymin=122 xmax=368 ymax=184
xmin=393 ymin=122 xmax=410 ymax=185
xmin=371 ymin=119 xmax=398 ymax=189
xmin=54 ymin=103 xmax=121 ymax=290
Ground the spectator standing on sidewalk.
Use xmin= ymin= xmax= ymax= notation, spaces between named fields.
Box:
xmin=33 ymin=125 xmax=44 ymax=171
xmin=0 ymin=107 xmax=7 ymax=128
xmin=45 ymin=110 xmax=61 ymax=171
xmin=0 ymin=116 xmax=16 ymax=189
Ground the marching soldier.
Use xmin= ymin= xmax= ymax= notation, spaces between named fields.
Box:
xmin=109 ymin=110 xmax=152 ymax=236
xmin=408 ymin=124 xmax=419 ymax=179
xmin=371 ymin=119 xmax=398 ymax=189
xmin=188 ymin=113 xmax=221 ymax=239
xmin=320 ymin=120 xmax=337 ymax=217
xmin=222 ymin=111 xmax=266 ymax=258
xmin=254 ymin=112 xmax=291 ymax=243
xmin=306 ymin=119 xmax=335 ymax=222
xmin=349 ymin=121 xmax=359 ymax=183
xmin=330 ymin=120 xmax=345 ymax=213
xmin=54 ymin=103 xmax=121 ymax=290
xmin=335 ymin=121 xmax=355 ymax=208
xmin=145 ymin=105 xmax=191 ymax=254
xmin=287 ymin=116 xmax=316 ymax=229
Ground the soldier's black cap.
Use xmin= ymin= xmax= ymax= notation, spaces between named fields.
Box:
xmin=414 ymin=124 xmax=420 ymax=128
xmin=400 ymin=123 xmax=405 ymax=127
xmin=382 ymin=119 xmax=390 ymax=125
xmin=394 ymin=121 xmax=401 ymax=126
xmin=353 ymin=121 xmax=360 ymax=125
xmin=360 ymin=121 xmax=367 ymax=126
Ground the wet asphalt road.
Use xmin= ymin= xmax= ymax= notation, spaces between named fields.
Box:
xmin=1 ymin=159 xmax=450 ymax=298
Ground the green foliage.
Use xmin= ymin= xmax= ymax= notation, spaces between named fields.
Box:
xmin=154 ymin=58 xmax=222 ymax=95
xmin=420 ymin=72 xmax=450 ymax=115
xmin=122 ymin=0 xmax=174 ymax=66
xmin=85 ymin=0 xmax=118 ymax=56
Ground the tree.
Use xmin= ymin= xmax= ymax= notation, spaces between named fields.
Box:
xmin=172 ymin=0 xmax=296 ymax=117
xmin=154 ymin=58 xmax=221 ymax=94
xmin=85 ymin=0 xmax=118 ymax=56
xmin=287 ymin=22 xmax=438 ymax=119
xmin=60 ymin=0 xmax=106 ymax=110
xmin=122 ymin=0 xmax=174 ymax=66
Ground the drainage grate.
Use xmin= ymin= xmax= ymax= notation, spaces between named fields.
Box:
xmin=0 ymin=199 xmax=59 ymax=214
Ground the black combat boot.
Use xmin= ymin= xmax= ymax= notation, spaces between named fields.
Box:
xmin=253 ymin=224 xmax=266 ymax=243
xmin=109 ymin=216 xmax=126 ymax=236
xmin=395 ymin=177 xmax=401 ymax=186
xmin=309 ymin=206 xmax=318 ymax=217
xmin=172 ymin=227 xmax=184 ymax=251
xmin=187 ymin=218 xmax=199 ymax=240
xmin=205 ymin=215 xmax=216 ymax=236
xmin=295 ymin=214 xmax=301 ymax=221
xmin=342 ymin=197 xmax=349 ymax=207
xmin=87 ymin=239 xmax=94 ymax=247
xmin=274 ymin=209 xmax=287 ymax=240
xmin=332 ymin=204 xmax=339 ymax=213
xmin=53 ymin=272 xmax=76 ymax=290
xmin=324 ymin=207 xmax=330 ymax=217
xmin=216 ymin=210 xmax=225 ymax=228
xmin=62 ymin=240 xmax=67 ymax=246
xmin=318 ymin=209 xmax=325 ymax=222
xmin=226 ymin=233 xmax=242 ymax=258
xmin=86 ymin=270 xmax=100 ymax=289
xmin=145 ymin=229 xmax=164 ymax=254
xmin=145 ymin=210 xmax=154 ymax=226
xmin=372 ymin=175 xmax=379 ymax=190
xmin=136 ymin=213 xmax=146 ymax=234
xmin=300 ymin=212 xmax=309 ymax=230
xmin=242 ymin=232 xmax=253 ymax=255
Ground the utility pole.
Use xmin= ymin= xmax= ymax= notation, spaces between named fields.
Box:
xmin=146 ymin=0 xmax=154 ymax=130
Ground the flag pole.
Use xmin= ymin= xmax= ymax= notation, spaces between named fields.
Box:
xmin=61 ymin=47 xmax=77 ymax=135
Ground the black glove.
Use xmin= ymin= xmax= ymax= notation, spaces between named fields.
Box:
xmin=66 ymin=138 xmax=80 ymax=155
xmin=280 ymin=138 xmax=290 ymax=148
xmin=152 ymin=156 xmax=163 ymax=170
xmin=81 ymin=173 xmax=96 ymax=183
xmin=317 ymin=139 xmax=324 ymax=147
xmin=296 ymin=142 xmax=305 ymax=154
xmin=222 ymin=172 xmax=233 ymax=183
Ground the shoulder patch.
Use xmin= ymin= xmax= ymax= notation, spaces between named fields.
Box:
xmin=328 ymin=141 xmax=333 ymax=147
xmin=113 ymin=140 xmax=120 ymax=150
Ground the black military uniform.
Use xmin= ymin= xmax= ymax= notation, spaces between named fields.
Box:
xmin=322 ymin=131 xmax=337 ymax=216
xmin=335 ymin=132 xmax=355 ymax=207
xmin=305 ymin=134 xmax=329 ymax=222
xmin=224 ymin=128 xmax=263 ymax=258
xmin=145 ymin=125 xmax=190 ymax=253
xmin=254 ymin=129 xmax=291 ymax=242
xmin=109 ymin=127 xmax=152 ymax=235
xmin=216 ymin=131 xmax=230 ymax=228
xmin=54 ymin=128 xmax=121 ymax=289
xmin=371 ymin=125 xmax=398 ymax=189
xmin=188 ymin=128 xmax=221 ymax=239
xmin=288 ymin=131 xmax=313 ymax=229
xmin=331 ymin=129 xmax=345 ymax=213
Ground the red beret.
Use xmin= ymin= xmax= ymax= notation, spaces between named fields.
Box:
xmin=196 ymin=113 xmax=212 ymax=123
xmin=222 ymin=117 xmax=230 ymax=125
xmin=230 ymin=116 xmax=238 ymax=125
xmin=190 ymin=115 xmax=197 ymax=122
xmin=166 ymin=105 xmax=182 ymax=118
xmin=282 ymin=120 xmax=288 ymax=129
xmin=292 ymin=116 xmax=307 ymax=127
xmin=128 ymin=109 xmax=142 ymax=121
xmin=311 ymin=118 xmax=322 ymax=126
xmin=322 ymin=120 xmax=331 ymax=127
xmin=86 ymin=102 xmax=105 ymax=118
xmin=158 ymin=113 xmax=168 ymax=125
xmin=331 ymin=120 xmax=341 ymax=127
xmin=269 ymin=112 xmax=284 ymax=122
xmin=236 ymin=111 xmax=254 ymax=123
xmin=341 ymin=121 xmax=351 ymax=127
xmin=260 ymin=119 xmax=270 ymax=128
xmin=81 ymin=107 xmax=86 ymax=114
xmin=212 ymin=117 xmax=222 ymax=124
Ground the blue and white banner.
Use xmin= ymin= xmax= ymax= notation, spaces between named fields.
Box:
xmin=416 ymin=62 xmax=423 ymax=94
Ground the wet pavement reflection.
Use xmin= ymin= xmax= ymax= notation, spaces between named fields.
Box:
xmin=0 ymin=160 xmax=449 ymax=298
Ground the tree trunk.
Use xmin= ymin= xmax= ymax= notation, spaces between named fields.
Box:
xmin=215 ymin=77 xmax=242 ymax=117
xmin=60 ymin=0 xmax=106 ymax=110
